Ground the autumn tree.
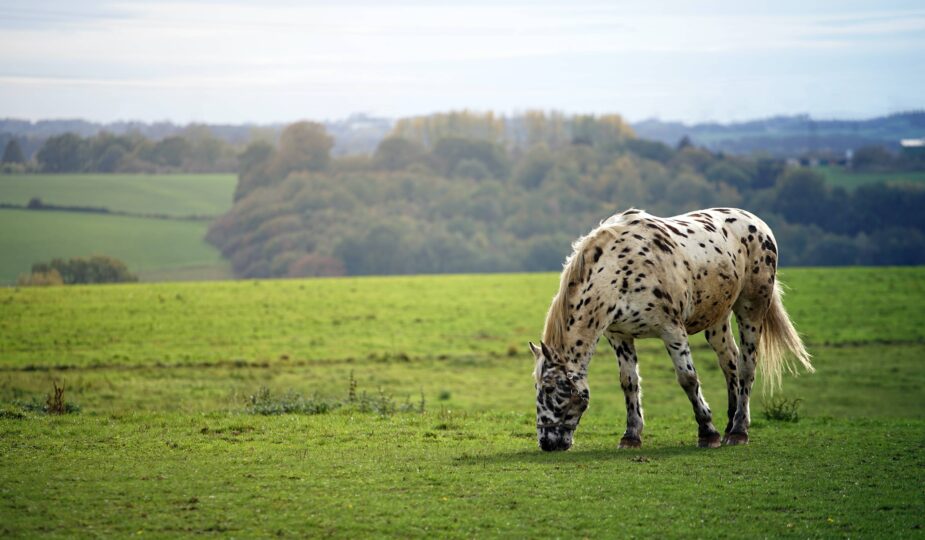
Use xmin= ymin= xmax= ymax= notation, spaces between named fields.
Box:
xmin=270 ymin=121 xmax=333 ymax=178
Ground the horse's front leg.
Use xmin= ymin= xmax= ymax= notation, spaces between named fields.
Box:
xmin=607 ymin=335 xmax=644 ymax=448
xmin=662 ymin=327 xmax=722 ymax=448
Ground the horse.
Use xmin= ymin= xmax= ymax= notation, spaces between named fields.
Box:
xmin=529 ymin=207 xmax=813 ymax=451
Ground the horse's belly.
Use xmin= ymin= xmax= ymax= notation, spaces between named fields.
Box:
xmin=683 ymin=261 xmax=740 ymax=335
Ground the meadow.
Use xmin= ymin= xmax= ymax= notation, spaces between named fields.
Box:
xmin=0 ymin=209 xmax=229 ymax=284
xmin=1 ymin=267 xmax=923 ymax=537
xmin=818 ymin=165 xmax=925 ymax=190
xmin=0 ymin=173 xmax=236 ymax=217
xmin=0 ymin=174 xmax=235 ymax=283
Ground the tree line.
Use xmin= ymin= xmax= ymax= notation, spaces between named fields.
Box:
xmin=1 ymin=127 xmax=241 ymax=174
xmin=206 ymin=112 xmax=925 ymax=279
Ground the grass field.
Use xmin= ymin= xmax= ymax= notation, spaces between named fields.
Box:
xmin=0 ymin=173 xmax=236 ymax=217
xmin=818 ymin=165 xmax=925 ymax=190
xmin=0 ymin=173 xmax=236 ymax=284
xmin=0 ymin=209 xmax=230 ymax=284
xmin=1 ymin=268 xmax=924 ymax=537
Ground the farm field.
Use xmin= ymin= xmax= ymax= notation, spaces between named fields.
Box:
xmin=1 ymin=267 xmax=924 ymax=537
xmin=0 ymin=173 xmax=236 ymax=217
xmin=0 ymin=173 xmax=236 ymax=284
xmin=0 ymin=209 xmax=230 ymax=284
xmin=818 ymin=165 xmax=925 ymax=190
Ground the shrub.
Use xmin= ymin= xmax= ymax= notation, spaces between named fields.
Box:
xmin=29 ymin=255 xmax=138 ymax=285
xmin=17 ymin=268 xmax=64 ymax=287
xmin=762 ymin=396 xmax=802 ymax=423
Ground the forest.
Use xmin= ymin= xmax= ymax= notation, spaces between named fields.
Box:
xmin=205 ymin=111 xmax=925 ymax=278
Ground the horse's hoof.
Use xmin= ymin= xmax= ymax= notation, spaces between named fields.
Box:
xmin=698 ymin=433 xmax=722 ymax=448
xmin=619 ymin=437 xmax=642 ymax=449
xmin=723 ymin=432 xmax=749 ymax=445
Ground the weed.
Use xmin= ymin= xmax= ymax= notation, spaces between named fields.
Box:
xmin=245 ymin=387 xmax=339 ymax=416
xmin=46 ymin=381 xmax=67 ymax=414
xmin=438 ymin=390 xmax=452 ymax=401
xmin=244 ymin=374 xmax=425 ymax=417
xmin=763 ymin=396 xmax=802 ymax=423
xmin=7 ymin=381 xmax=80 ymax=415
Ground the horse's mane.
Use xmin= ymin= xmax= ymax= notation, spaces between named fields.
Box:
xmin=540 ymin=210 xmax=639 ymax=367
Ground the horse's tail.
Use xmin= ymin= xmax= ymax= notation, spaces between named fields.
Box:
xmin=759 ymin=279 xmax=814 ymax=393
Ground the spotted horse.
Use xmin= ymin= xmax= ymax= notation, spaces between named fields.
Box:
xmin=530 ymin=208 xmax=814 ymax=451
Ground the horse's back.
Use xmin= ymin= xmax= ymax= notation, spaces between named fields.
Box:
xmin=590 ymin=208 xmax=778 ymax=338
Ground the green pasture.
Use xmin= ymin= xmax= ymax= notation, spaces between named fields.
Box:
xmin=0 ymin=173 xmax=236 ymax=217
xmin=0 ymin=173 xmax=236 ymax=283
xmin=0 ymin=209 xmax=230 ymax=284
xmin=818 ymin=165 xmax=925 ymax=190
xmin=1 ymin=267 xmax=921 ymax=369
xmin=1 ymin=268 xmax=924 ymax=537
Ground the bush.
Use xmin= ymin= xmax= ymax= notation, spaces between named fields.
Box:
xmin=29 ymin=256 xmax=138 ymax=285
xmin=17 ymin=268 xmax=64 ymax=287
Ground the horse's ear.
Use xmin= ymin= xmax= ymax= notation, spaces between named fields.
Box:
xmin=540 ymin=341 xmax=554 ymax=361
xmin=528 ymin=341 xmax=543 ymax=360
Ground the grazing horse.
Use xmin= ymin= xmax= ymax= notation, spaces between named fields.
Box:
xmin=530 ymin=208 xmax=813 ymax=451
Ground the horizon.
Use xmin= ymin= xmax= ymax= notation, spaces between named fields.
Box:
xmin=4 ymin=108 xmax=925 ymax=130
xmin=2 ymin=1 xmax=924 ymax=125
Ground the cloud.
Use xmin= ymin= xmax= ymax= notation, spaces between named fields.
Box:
xmin=0 ymin=0 xmax=922 ymax=122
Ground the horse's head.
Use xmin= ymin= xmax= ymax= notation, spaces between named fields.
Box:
xmin=529 ymin=341 xmax=590 ymax=452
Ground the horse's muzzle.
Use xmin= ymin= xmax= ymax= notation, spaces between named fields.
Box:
xmin=538 ymin=428 xmax=574 ymax=452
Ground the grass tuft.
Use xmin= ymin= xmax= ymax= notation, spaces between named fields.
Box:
xmin=763 ymin=396 xmax=802 ymax=423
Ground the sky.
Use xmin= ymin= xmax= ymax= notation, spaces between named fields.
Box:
xmin=1 ymin=0 xmax=923 ymax=124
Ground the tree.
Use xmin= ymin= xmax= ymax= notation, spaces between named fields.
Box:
xmin=96 ymin=145 xmax=127 ymax=172
xmin=753 ymin=157 xmax=785 ymax=189
xmin=514 ymin=146 xmax=555 ymax=188
xmin=234 ymin=141 xmax=275 ymax=201
xmin=624 ymin=138 xmax=673 ymax=164
xmin=705 ymin=161 xmax=751 ymax=190
xmin=373 ymin=137 xmax=426 ymax=171
xmin=37 ymin=133 xmax=88 ymax=172
xmin=271 ymin=121 xmax=333 ymax=178
xmin=150 ymin=136 xmax=191 ymax=168
xmin=772 ymin=168 xmax=829 ymax=225
xmin=852 ymin=145 xmax=894 ymax=172
xmin=431 ymin=137 xmax=509 ymax=179
xmin=2 ymin=139 xmax=25 ymax=164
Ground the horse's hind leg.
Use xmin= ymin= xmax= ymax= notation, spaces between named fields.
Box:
xmin=607 ymin=335 xmax=644 ymax=448
xmin=661 ymin=327 xmax=721 ymax=448
xmin=726 ymin=307 xmax=767 ymax=445
xmin=704 ymin=314 xmax=740 ymax=439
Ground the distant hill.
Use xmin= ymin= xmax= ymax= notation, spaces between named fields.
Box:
xmin=631 ymin=112 xmax=925 ymax=157
xmin=4 ymin=111 xmax=925 ymax=161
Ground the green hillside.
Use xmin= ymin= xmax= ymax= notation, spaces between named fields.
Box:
xmin=0 ymin=173 xmax=236 ymax=217
xmin=0 ymin=209 xmax=229 ymax=283
xmin=818 ymin=165 xmax=925 ymax=190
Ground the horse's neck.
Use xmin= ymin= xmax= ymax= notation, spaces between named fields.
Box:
xmin=559 ymin=327 xmax=600 ymax=371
